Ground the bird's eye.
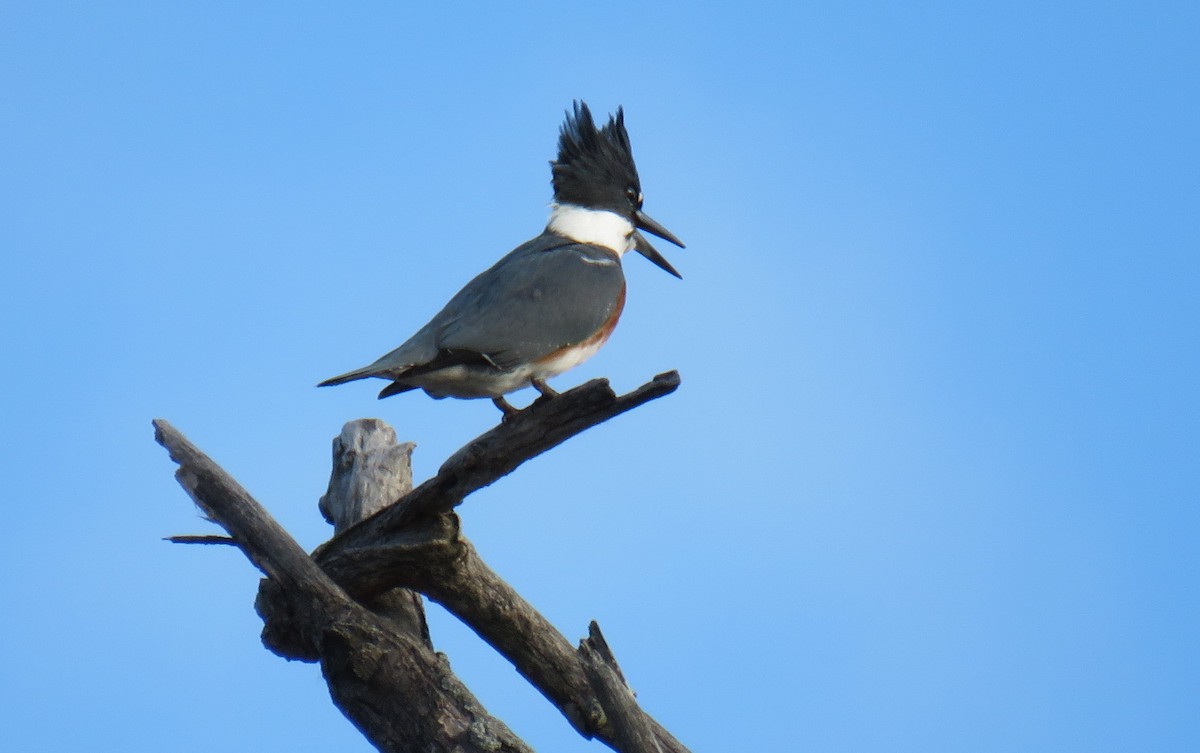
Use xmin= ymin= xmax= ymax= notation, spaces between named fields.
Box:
xmin=625 ymin=186 xmax=643 ymax=209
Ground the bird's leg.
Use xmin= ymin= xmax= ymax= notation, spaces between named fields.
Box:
xmin=531 ymin=378 xmax=559 ymax=400
xmin=492 ymin=395 xmax=520 ymax=419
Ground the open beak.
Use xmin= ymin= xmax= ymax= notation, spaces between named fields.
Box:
xmin=632 ymin=230 xmax=682 ymax=279
xmin=633 ymin=209 xmax=684 ymax=278
xmin=635 ymin=210 xmax=686 ymax=249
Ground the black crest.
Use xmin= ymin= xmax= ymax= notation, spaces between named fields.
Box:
xmin=551 ymin=101 xmax=641 ymax=213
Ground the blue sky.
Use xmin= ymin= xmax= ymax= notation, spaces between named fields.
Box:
xmin=2 ymin=2 xmax=1197 ymax=751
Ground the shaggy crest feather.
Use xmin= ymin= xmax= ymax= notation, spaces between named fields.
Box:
xmin=550 ymin=101 xmax=641 ymax=209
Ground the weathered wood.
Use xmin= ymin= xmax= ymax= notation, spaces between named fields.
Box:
xmin=155 ymin=419 xmax=533 ymax=753
xmin=304 ymin=373 xmax=689 ymax=752
xmin=300 ymin=374 xmax=689 ymax=751
xmin=154 ymin=419 xmax=346 ymax=614
xmin=319 ymin=371 xmax=681 ymax=555
xmin=314 ymin=517 xmax=690 ymax=753
xmin=580 ymin=622 xmax=663 ymax=753
xmin=259 ymin=419 xmax=430 ymax=658
xmin=316 ymin=521 xmax=602 ymax=732
xmin=318 ymin=419 xmax=416 ymax=531
xmin=318 ymin=420 xmax=428 ymax=648
xmin=157 ymin=371 xmax=691 ymax=753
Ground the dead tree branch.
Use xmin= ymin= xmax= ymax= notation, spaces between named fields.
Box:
xmin=155 ymin=419 xmax=531 ymax=753
xmin=322 ymin=370 xmax=681 ymax=552
xmin=157 ymin=371 xmax=689 ymax=753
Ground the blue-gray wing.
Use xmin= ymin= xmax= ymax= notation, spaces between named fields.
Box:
xmin=433 ymin=236 xmax=626 ymax=370
xmin=319 ymin=235 xmax=626 ymax=385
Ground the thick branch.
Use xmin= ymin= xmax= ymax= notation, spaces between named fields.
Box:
xmin=155 ymin=420 xmax=532 ymax=753
xmin=259 ymin=419 xmax=430 ymax=659
xmin=318 ymin=521 xmax=601 ymax=731
xmin=302 ymin=373 xmax=690 ymax=753
xmin=319 ymin=371 xmax=680 ymax=555
xmin=157 ymin=371 xmax=689 ymax=753
xmin=316 ymin=518 xmax=691 ymax=753
xmin=154 ymin=419 xmax=347 ymax=615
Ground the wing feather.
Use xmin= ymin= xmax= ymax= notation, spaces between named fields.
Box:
xmin=435 ymin=237 xmax=626 ymax=370
xmin=320 ymin=235 xmax=626 ymax=384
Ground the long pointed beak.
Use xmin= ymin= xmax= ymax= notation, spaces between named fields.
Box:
xmin=635 ymin=209 xmax=686 ymax=249
xmin=632 ymin=231 xmax=682 ymax=279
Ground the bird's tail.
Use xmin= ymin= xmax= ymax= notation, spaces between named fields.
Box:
xmin=317 ymin=365 xmax=382 ymax=388
xmin=378 ymin=381 xmax=416 ymax=399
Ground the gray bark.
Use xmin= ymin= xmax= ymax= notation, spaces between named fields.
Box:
xmin=156 ymin=418 xmax=531 ymax=753
xmin=157 ymin=372 xmax=689 ymax=753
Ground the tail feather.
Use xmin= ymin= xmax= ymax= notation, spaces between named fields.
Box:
xmin=319 ymin=365 xmax=417 ymax=401
xmin=320 ymin=337 xmax=432 ymax=389
xmin=317 ymin=365 xmax=383 ymax=388
xmin=378 ymin=381 xmax=416 ymax=399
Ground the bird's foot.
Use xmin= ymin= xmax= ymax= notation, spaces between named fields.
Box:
xmin=531 ymin=378 xmax=559 ymax=401
xmin=492 ymin=396 xmax=520 ymax=421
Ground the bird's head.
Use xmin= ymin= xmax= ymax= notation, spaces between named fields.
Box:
xmin=549 ymin=101 xmax=684 ymax=277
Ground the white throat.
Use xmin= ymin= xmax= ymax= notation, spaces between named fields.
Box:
xmin=547 ymin=204 xmax=635 ymax=255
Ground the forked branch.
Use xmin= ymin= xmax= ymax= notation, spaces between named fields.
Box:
xmin=321 ymin=370 xmax=680 ymax=553
xmin=156 ymin=372 xmax=688 ymax=753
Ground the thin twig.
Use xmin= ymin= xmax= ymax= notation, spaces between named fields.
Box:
xmin=165 ymin=534 xmax=237 ymax=545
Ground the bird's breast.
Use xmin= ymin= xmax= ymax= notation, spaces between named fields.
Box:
xmin=532 ymin=284 xmax=626 ymax=378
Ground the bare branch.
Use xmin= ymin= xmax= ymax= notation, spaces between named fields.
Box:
xmin=154 ymin=419 xmax=346 ymax=613
xmin=154 ymin=419 xmax=533 ymax=753
xmin=320 ymin=371 xmax=680 ymax=554
xmin=155 ymin=370 xmax=690 ymax=753
xmin=165 ymin=535 xmax=237 ymax=545
xmin=581 ymin=622 xmax=663 ymax=753
xmin=315 ymin=516 xmax=691 ymax=753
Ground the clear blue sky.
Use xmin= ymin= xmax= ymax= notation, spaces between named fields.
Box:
xmin=2 ymin=2 xmax=1197 ymax=751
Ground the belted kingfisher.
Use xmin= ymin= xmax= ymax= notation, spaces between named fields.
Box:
xmin=318 ymin=101 xmax=684 ymax=416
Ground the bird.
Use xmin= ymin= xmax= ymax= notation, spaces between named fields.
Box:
xmin=318 ymin=101 xmax=684 ymax=417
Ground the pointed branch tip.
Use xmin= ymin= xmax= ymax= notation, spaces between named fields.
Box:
xmin=165 ymin=535 xmax=238 ymax=546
